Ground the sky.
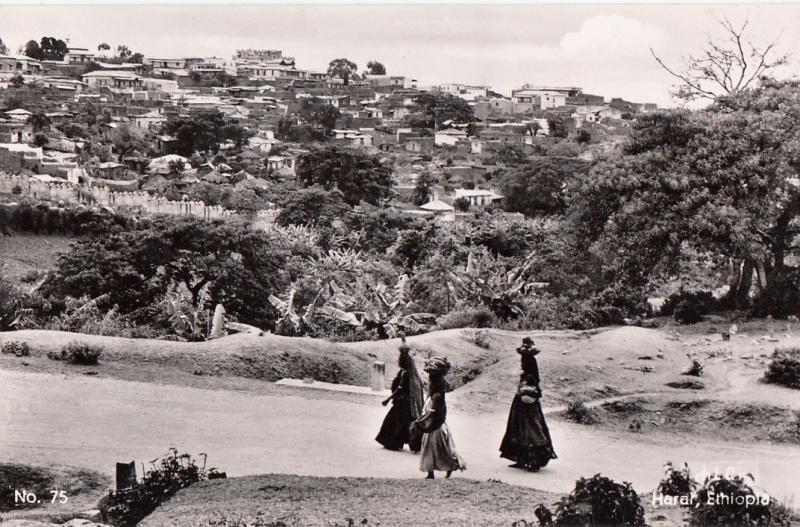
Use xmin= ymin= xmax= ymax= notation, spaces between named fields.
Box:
xmin=2 ymin=3 xmax=800 ymax=107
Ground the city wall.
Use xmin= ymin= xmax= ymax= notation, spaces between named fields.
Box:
xmin=0 ymin=172 xmax=278 ymax=226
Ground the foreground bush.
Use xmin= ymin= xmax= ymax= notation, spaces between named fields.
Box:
xmin=100 ymin=448 xmax=225 ymax=526
xmin=547 ymin=474 xmax=645 ymax=526
xmin=763 ymin=347 xmax=800 ymax=389
xmin=47 ymin=341 xmax=103 ymax=365
xmin=657 ymin=461 xmax=697 ymax=499
xmin=689 ymin=472 xmax=793 ymax=526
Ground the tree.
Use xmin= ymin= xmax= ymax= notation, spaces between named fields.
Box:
xmin=413 ymin=171 xmax=436 ymax=206
xmin=491 ymin=143 xmax=527 ymax=166
xmin=576 ymin=129 xmax=592 ymax=146
xmin=570 ymin=81 xmax=800 ymax=313
xmin=651 ymin=17 xmax=788 ymax=102
xmin=327 ymin=58 xmax=358 ymax=86
xmin=163 ymin=110 xmax=251 ymax=156
xmin=366 ymin=60 xmax=386 ymax=75
xmin=297 ymin=97 xmax=340 ymax=136
xmin=111 ymin=124 xmax=145 ymax=162
xmin=97 ymin=42 xmax=111 ymax=52
xmin=414 ymin=92 xmax=475 ymax=131
xmin=38 ymin=37 xmax=69 ymax=60
xmin=275 ymin=186 xmax=349 ymax=228
xmin=27 ymin=112 xmax=50 ymax=133
xmin=0 ymin=37 xmax=8 ymax=55
xmin=498 ymin=157 xmax=589 ymax=217
xmin=116 ymin=44 xmax=131 ymax=61
xmin=32 ymin=133 xmax=49 ymax=148
xmin=23 ymin=40 xmax=43 ymax=60
xmin=454 ymin=197 xmax=471 ymax=212
xmin=295 ymin=146 xmax=395 ymax=206
xmin=129 ymin=52 xmax=145 ymax=64
xmin=9 ymin=75 xmax=24 ymax=88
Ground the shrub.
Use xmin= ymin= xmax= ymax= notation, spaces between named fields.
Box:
xmin=463 ymin=329 xmax=491 ymax=349
xmin=1 ymin=341 xmax=31 ymax=357
xmin=763 ymin=347 xmax=800 ymax=389
xmin=550 ymin=474 xmax=645 ymax=526
xmin=436 ymin=307 xmax=496 ymax=330
xmin=19 ymin=269 xmax=44 ymax=284
xmin=689 ymin=472 xmax=793 ymax=526
xmin=660 ymin=290 xmax=715 ymax=323
xmin=657 ymin=461 xmax=697 ymax=499
xmin=48 ymin=341 xmax=103 ymax=365
xmin=561 ymin=399 xmax=596 ymax=425
xmin=100 ymin=448 xmax=225 ymax=527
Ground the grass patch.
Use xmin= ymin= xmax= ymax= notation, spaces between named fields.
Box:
xmin=0 ymin=463 xmax=108 ymax=512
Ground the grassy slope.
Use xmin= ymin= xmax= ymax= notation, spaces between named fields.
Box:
xmin=141 ymin=474 xmax=683 ymax=527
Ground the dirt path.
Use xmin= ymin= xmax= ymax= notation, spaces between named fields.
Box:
xmin=2 ymin=369 xmax=799 ymax=503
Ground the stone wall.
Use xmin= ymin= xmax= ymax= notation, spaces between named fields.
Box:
xmin=0 ymin=172 xmax=278 ymax=227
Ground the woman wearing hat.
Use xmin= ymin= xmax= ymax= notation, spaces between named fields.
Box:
xmin=499 ymin=337 xmax=557 ymax=472
xmin=376 ymin=336 xmax=425 ymax=452
xmin=412 ymin=356 xmax=466 ymax=479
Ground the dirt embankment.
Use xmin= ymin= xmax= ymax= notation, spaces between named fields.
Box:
xmin=140 ymin=474 xmax=684 ymax=527
xmin=0 ymin=330 xmax=371 ymax=386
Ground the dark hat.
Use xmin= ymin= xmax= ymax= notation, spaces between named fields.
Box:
xmin=517 ymin=337 xmax=540 ymax=356
xmin=424 ymin=356 xmax=451 ymax=374
xmin=398 ymin=335 xmax=411 ymax=353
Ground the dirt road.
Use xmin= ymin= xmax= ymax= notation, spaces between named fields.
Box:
xmin=2 ymin=369 xmax=799 ymax=503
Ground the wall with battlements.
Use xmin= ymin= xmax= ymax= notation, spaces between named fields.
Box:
xmin=0 ymin=172 xmax=278 ymax=227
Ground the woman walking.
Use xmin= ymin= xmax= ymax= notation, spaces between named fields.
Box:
xmin=413 ymin=356 xmax=466 ymax=479
xmin=376 ymin=336 xmax=425 ymax=452
xmin=500 ymin=337 xmax=557 ymax=472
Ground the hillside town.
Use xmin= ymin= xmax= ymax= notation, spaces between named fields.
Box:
xmin=0 ymin=40 xmax=656 ymax=223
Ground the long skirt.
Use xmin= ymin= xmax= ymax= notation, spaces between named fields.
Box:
xmin=376 ymin=399 xmax=420 ymax=451
xmin=419 ymin=423 xmax=466 ymax=472
xmin=499 ymin=395 xmax=557 ymax=470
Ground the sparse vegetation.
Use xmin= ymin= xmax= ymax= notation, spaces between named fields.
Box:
xmin=689 ymin=472 xmax=794 ymax=526
xmin=545 ymin=474 xmax=646 ymax=526
xmin=657 ymin=461 xmax=697 ymax=499
xmin=561 ymin=399 xmax=596 ymax=425
xmin=1 ymin=340 xmax=31 ymax=357
xmin=101 ymin=448 xmax=225 ymax=527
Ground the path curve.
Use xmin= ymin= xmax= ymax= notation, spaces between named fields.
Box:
xmin=2 ymin=369 xmax=799 ymax=503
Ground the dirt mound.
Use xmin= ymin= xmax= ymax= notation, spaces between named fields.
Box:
xmin=0 ymin=330 xmax=370 ymax=385
xmin=587 ymin=326 xmax=679 ymax=357
xmin=0 ymin=463 xmax=109 ymax=513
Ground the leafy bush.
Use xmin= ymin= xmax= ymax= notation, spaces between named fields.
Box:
xmin=100 ymin=448 xmax=225 ymax=527
xmin=657 ymin=461 xmax=697 ymax=498
xmin=689 ymin=472 xmax=793 ymax=526
xmin=1 ymin=341 xmax=30 ymax=357
xmin=561 ymin=400 xmax=596 ymax=425
xmin=763 ymin=347 xmax=800 ymax=389
xmin=674 ymin=300 xmax=703 ymax=324
xmin=47 ymin=341 xmax=103 ymax=365
xmin=549 ymin=474 xmax=645 ymax=526
xmin=660 ymin=290 xmax=715 ymax=324
xmin=463 ymin=329 xmax=491 ymax=349
xmin=435 ymin=307 xmax=496 ymax=330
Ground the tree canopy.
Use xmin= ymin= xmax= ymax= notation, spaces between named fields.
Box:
xmin=296 ymin=146 xmax=395 ymax=206
xmin=163 ymin=110 xmax=252 ymax=156
xmin=569 ymin=79 xmax=800 ymax=313
xmin=414 ymin=92 xmax=475 ymax=131
xmin=366 ymin=61 xmax=386 ymax=75
xmin=327 ymin=58 xmax=358 ymax=85
xmin=297 ymin=97 xmax=341 ymax=136
xmin=24 ymin=37 xmax=69 ymax=60
xmin=498 ymin=157 xmax=589 ymax=217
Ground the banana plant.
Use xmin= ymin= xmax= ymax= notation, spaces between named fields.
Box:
xmin=268 ymin=283 xmax=331 ymax=336
xmin=448 ymin=248 xmax=539 ymax=320
xmin=162 ymin=283 xmax=212 ymax=341
xmin=320 ymin=274 xmax=437 ymax=339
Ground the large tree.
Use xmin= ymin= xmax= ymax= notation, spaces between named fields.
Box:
xmin=414 ymin=92 xmax=475 ymax=131
xmin=498 ymin=157 xmax=589 ymax=217
xmin=111 ymin=123 xmax=145 ymax=162
xmin=327 ymin=58 xmax=358 ymax=86
xmin=651 ymin=17 xmax=787 ymax=102
xmin=163 ymin=110 xmax=251 ymax=155
xmin=569 ymin=79 xmax=800 ymax=313
xmin=297 ymin=97 xmax=341 ymax=136
xmin=0 ymin=37 xmax=8 ymax=55
xmin=295 ymin=146 xmax=395 ymax=206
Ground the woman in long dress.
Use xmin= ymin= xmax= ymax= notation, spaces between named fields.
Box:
xmin=375 ymin=337 xmax=425 ymax=452
xmin=500 ymin=337 xmax=557 ymax=472
xmin=413 ymin=356 xmax=466 ymax=479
